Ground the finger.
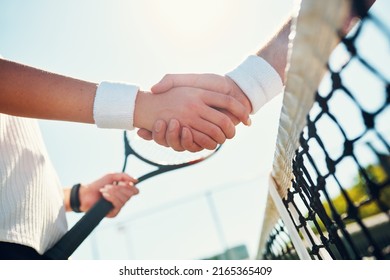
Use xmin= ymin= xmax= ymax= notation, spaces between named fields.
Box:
xmin=101 ymin=184 xmax=139 ymax=218
xmin=181 ymin=127 xmax=203 ymax=152
xmin=151 ymin=74 xmax=195 ymax=93
xmin=110 ymin=183 xmax=139 ymax=204
xmin=101 ymin=190 xmax=121 ymax=217
xmin=107 ymin=173 xmax=138 ymax=185
xmin=151 ymin=74 xmax=177 ymax=93
xmin=201 ymin=91 xmax=251 ymax=127
xmin=192 ymin=129 xmax=218 ymax=150
xmin=152 ymin=120 xmax=170 ymax=148
xmin=151 ymin=74 xmax=228 ymax=94
xmin=151 ymin=75 xmax=251 ymax=126
xmin=163 ymin=123 xmax=203 ymax=152
xmin=191 ymin=117 xmax=227 ymax=144
xmin=190 ymin=74 xmax=230 ymax=93
xmin=137 ymin=128 xmax=153 ymax=141
xmin=200 ymin=106 xmax=236 ymax=140
xmin=165 ymin=119 xmax=185 ymax=152
xmin=217 ymin=109 xmax=240 ymax=126
xmin=102 ymin=185 xmax=128 ymax=205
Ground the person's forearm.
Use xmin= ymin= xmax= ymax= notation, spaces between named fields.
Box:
xmin=228 ymin=0 xmax=375 ymax=115
xmin=255 ymin=0 xmax=376 ymax=82
xmin=0 ymin=58 xmax=97 ymax=123
xmin=63 ymin=188 xmax=72 ymax=212
xmin=256 ymin=19 xmax=291 ymax=84
xmin=225 ymin=20 xmax=290 ymax=115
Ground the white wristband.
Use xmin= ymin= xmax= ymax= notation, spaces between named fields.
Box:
xmin=93 ymin=81 xmax=139 ymax=130
xmin=226 ymin=55 xmax=283 ymax=114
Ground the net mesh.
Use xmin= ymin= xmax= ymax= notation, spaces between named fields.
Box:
xmin=261 ymin=0 xmax=390 ymax=260
xmin=262 ymin=220 xmax=299 ymax=260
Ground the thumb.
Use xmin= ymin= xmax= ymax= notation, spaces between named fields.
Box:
xmin=137 ymin=128 xmax=153 ymax=141
xmin=151 ymin=74 xmax=175 ymax=94
xmin=152 ymin=73 xmax=228 ymax=94
xmin=151 ymin=74 xmax=202 ymax=93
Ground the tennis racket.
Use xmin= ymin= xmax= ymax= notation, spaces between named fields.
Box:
xmin=45 ymin=131 xmax=222 ymax=259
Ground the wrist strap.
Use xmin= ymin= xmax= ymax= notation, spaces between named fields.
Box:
xmin=226 ymin=55 xmax=283 ymax=114
xmin=93 ymin=81 xmax=139 ymax=130
xmin=70 ymin=183 xmax=82 ymax=213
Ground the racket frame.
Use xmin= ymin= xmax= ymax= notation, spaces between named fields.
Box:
xmin=44 ymin=131 xmax=220 ymax=259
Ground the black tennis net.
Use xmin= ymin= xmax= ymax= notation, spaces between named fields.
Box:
xmin=262 ymin=0 xmax=390 ymax=260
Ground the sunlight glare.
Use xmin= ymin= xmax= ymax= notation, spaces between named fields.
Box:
xmin=149 ymin=0 xmax=229 ymax=40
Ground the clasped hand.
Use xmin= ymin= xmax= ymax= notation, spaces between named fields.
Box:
xmin=137 ymin=74 xmax=252 ymax=152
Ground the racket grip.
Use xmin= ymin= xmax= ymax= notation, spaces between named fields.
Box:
xmin=44 ymin=198 xmax=113 ymax=260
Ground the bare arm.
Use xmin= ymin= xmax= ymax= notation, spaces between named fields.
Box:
xmin=256 ymin=20 xmax=291 ymax=84
xmin=0 ymin=58 xmax=249 ymax=150
xmin=141 ymin=0 xmax=377 ymax=151
xmin=0 ymin=58 xmax=97 ymax=123
xmin=138 ymin=19 xmax=290 ymax=151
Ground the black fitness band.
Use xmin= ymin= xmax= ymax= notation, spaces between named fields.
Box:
xmin=70 ymin=183 xmax=82 ymax=213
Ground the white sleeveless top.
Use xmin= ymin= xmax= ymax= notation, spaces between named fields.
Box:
xmin=0 ymin=114 xmax=67 ymax=254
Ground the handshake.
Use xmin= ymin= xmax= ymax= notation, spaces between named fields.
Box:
xmin=1 ymin=20 xmax=288 ymax=154
xmin=134 ymin=73 xmax=252 ymax=153
xmin=94 ymin=56 xmax=284 ymax=152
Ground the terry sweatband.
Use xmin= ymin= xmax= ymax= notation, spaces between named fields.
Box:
xmin=226 ymin=55 xmax=283 ymax=114
xmin=93 ymin=81 xmax=139 ymax=130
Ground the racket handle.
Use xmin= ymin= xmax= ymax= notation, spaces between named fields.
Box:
xmin=44 ymin=198 xmax=113 ymax=260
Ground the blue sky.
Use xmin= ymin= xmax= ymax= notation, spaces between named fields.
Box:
xmin=1 ymin=0 xmax=294 ymax=259
xmin=2 ymin=0 xmax=390 ymax=260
